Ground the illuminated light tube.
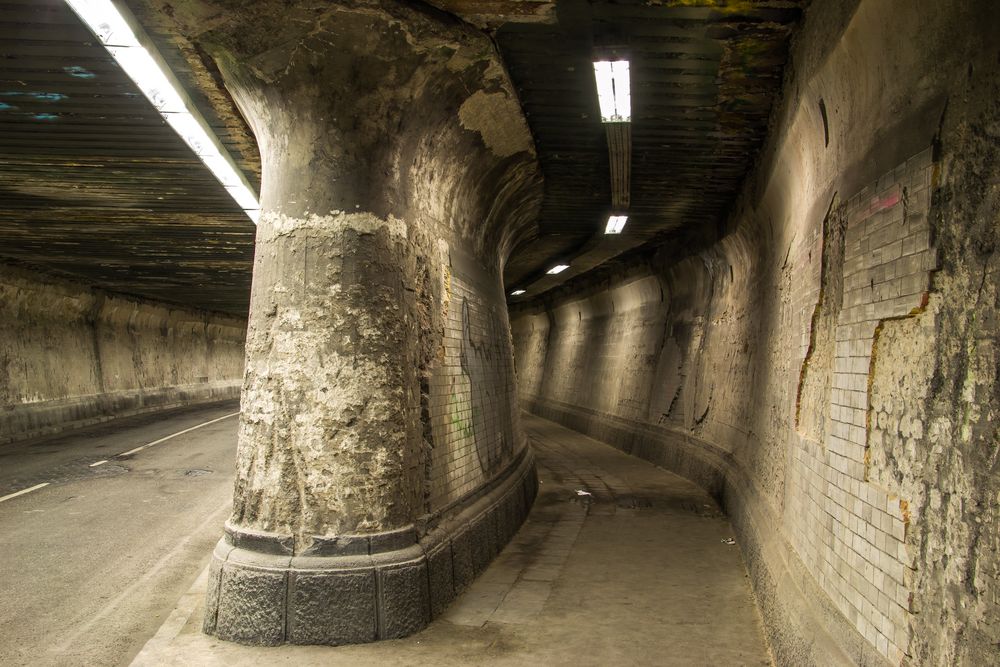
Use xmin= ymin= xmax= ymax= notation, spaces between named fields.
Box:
xmin=107 ymin=45 xmax=186 ymax=113
xmin=593 ymin=60 xmax=631 ymax=123
xmin=605 ymin=214 xmax=628 ymax=234
xmin=509 ymin=289 xmax=526 ymax=296
xmin=225 ymin=184 xmax=260 ymax=211
xmin=547 ymin=264 xmax=569 ymax=275
xmin=64 ymin=0 xmax=260 ymax=223
xmin=63 ymin=0 xmax=139 ymax=47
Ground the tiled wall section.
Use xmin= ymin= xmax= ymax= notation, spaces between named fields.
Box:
xmin=511 ymin=147 xmax=937 ymax=666
xmin=786 ymin=147 xmax=935 ymax=663
xmin=426 ymin=252 xmax=523 ymax=511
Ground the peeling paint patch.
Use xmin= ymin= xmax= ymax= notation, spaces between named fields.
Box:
xmin=645 ymin=0 xmax=759 ymax=11
xmin=31 ymin=92 xmax=68 ymax=102
xmin=63 ymin=66 xmax=97 ymax=79
xmin=1 ymin=91 xmax=68 ymax=102
xmin=426 ymin=0 xmax=556 ymax=28
xmin=260 ymin=210 xmax=407 ymax=240
xmin=445 ymin=43 xmax=486 ymax=73
xmin=459 ymin=90 xmax=533 ymax=158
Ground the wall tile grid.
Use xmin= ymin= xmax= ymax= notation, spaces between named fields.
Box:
xmin=786 ymin=147 xmax=935 ymax=664
xmin=426 ymin=263 xmax=523 ymax=511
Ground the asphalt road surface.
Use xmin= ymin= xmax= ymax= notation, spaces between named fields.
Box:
xmin=0 ymin=402 xmax=240 ymax=667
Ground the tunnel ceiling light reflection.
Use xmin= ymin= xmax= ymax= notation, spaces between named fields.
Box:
xmin=593 ymin=60 xmax=631 ymax=123
xmin=63 ymin=0 xmax=260 ymax=224
xmin=605 ymin=214 xmax=628 ymax=234
xmin=510 ymin=289 xmax=526 ymax=296
xmin=547 ymin=264 xmax=570 ymax=275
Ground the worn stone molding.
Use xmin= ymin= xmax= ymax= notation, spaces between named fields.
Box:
xmin=204 ymin=448 xmax=538 ymax=645
xmin=523 ymin=395 xmax=891 ymax=667
xmin=224 ymin=523 xmax=420 ymax=559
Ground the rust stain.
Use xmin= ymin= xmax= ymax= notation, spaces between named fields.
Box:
xmin=899 ymin=498 xmax=911 ymax=538
xmin=645 ymin=0 xmax=759 ymax=10
xmin=794 ymin=195 xmax=838 ymax=433
xmin=424 ymin=0 xmax=556 ymax=27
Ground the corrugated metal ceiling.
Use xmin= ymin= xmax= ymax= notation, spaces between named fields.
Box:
xmin=0 ymin=0 xmax=257 ymax=315
xmin=0 ymin=0 xmax=804 ymax=314
xmin=492 ymin=0 xmax=804 ymax=295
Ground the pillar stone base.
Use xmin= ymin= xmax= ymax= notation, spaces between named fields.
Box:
xmin=204 ymin=450 xmax=538 ymax=645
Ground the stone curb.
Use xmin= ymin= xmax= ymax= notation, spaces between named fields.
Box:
xmin=204 ymin=449 xmax=538 ymax=646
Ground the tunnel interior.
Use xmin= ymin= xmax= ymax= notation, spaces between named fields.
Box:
xmin=1 ymin=0 xmax=999 ymax=665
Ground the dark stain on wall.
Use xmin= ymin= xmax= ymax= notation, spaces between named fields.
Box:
xmin=460 ymin=297 xmax=515 ymax=475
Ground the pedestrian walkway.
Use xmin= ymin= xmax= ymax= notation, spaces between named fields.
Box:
xmin=133 ymin=414 xmax=772 ymax=666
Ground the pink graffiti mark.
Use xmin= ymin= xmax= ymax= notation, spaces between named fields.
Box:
xmin=848 ymin=184 xmax=904 ymax=228
xmin=872 ymin=189 xmax=901 ymax=213
xmin=851 ymin=185 xmax=902 ymax=227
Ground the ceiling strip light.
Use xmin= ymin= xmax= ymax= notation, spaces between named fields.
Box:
xmin=547 ymin=264 xmax=569 ymax=275
xmin=509 ymin=289 xmax=526 ymax=296
xmin=593 ymin=60 xmax=631 ymax=123
xmin=63 ymin=0 xmax=260 ymax=223
xmin=605 ymin=215 xmax=628 ymax=234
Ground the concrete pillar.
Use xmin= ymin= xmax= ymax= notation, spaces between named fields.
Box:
xmin=180 ymin=0 xmax=542 ymax=646
xmin=231 ymin=136 xmax=430 ymax=545
xmin=213 ymin=203 xmax=435 ymax=648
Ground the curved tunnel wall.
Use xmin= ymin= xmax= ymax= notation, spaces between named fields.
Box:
xmin=511 ymin=0 xmax=1000 ymax=664
xmin=0 ymin=263 xmax=246 ymax=445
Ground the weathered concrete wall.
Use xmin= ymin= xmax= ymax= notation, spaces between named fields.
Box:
xmin=0 ymin=263 xmax=246 ymax=444
xmin=511 ymin=1 xmax=1000 ymax=664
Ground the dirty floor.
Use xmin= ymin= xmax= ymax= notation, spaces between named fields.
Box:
xmin=132 ymin=414 xmax=772 ymax=666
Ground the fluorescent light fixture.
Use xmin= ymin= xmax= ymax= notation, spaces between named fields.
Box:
xmin=64 ymin=0 xmax=260 ymax=223
xmin=510 ymin=289 xmax=526 ymax=296
xmin=605 ymin=214 xmax=628 ymax=234
xmin=547 ymin=264 xmax=570 ymax=275
xmin=199 ymin=153 xmax=246 ymax=188
xmin=164 ymin=112 xmax=217 ymax=156
xmin=225 ymin=184 xmax=260 ymax=210
xmin=593 ymin=60 xmax=631 ymax=123
xmin=107 ymin=46 xmax=186 ymax=113
xmin=64 ymin=0 xmax=139 ymax=47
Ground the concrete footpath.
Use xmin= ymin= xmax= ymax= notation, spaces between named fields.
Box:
xmin=134 ymin=414 xmax=772 ymax=666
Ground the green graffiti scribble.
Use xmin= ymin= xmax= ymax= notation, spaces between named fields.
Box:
xmin=448 ymin=392 xmax=474 ymax=440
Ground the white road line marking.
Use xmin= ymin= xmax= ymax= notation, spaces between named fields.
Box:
xmin=117 ymin=411 xmax=239 ymax=458
xmin=89 ymin=460 xmax=109 ymax=467
xmin=130 ymin=563 xmax=211 ymax=666
xmin=0 ymin=482 xmax=50 ymax=504
xmin=55 ymin=502 xmax=231 ymax=655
